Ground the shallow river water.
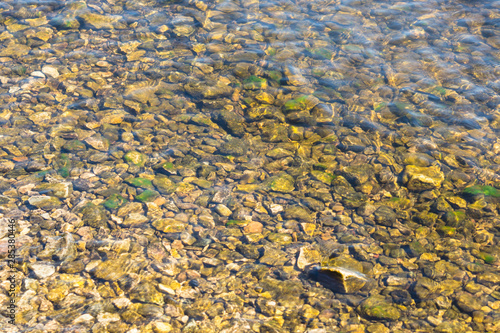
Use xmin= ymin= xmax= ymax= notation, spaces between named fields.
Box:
xmin=0 ymin=0 xmax=500 ymax=332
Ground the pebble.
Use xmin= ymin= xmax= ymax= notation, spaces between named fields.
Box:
xmin=41 ymin=65 xmax=59 ymax=78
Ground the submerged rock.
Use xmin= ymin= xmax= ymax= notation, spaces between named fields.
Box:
xmin=401 ymin=165 xmax=444 ymax=191
xmin=358 ymin=295 xmax=401 ymax=321
xmin=309 ymin=265 xmax=368 ymax=293
xmin=264 ymin=173 xmax=295 ymax=193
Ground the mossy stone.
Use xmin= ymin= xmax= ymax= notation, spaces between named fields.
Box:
xmin=63 ymin=140 xmax=86 ymax=152
xmin=359 ymin=295 xmax=401 ymax=321
xmin=135 ymin=190 xmax=159 ymax=202
xmin=463 ymin=185 xmax=500 ymax=198
xmin=103 ymin=193 xmax=127 ymax=210
xmin=311 ymin=170 xmax=335 ymax=185
xmin=124 ymin=151 xmax=148 ymax=167
xmin=243 ymin=75 xmax=267 ymax=90
xmin=81 ymin=203 xmax=107 ymax=228
xmin=265 ymin=173 xmax=295 ymax=193
xmin=284 ymin=95 xmax=318 ymax=112
xmin=125 ymin=177 xmax=153 ymax=189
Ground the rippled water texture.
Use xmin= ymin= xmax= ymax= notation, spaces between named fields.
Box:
xmin=0 ymin=0 xmax=500 ymax=332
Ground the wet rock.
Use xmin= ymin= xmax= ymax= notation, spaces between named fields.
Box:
xmin=30 ymin=263 xmax=56 ymax=279
xmin=124 ymin=151 xmax=148 ymax=167
xmin=455 ymin=292 xmax=482 ymax=313
xmin=264 ymin=173 xmax=295 ymax=193
xmin=214 ymin=110 xmax=246 ymax=137
xmin=236 ymin=244 xmax=260 ymax=260
xmin=122 ymin=213 xmax=148 ymax=227
xmin=401 ymin=165 xmax=445 ymax=191
xmin=267 ymin=233 xmax=293 ymax=245
xmin=92 ymin=254 xmax=148 ymax=281
xmin=358 ymin=295 xmax=401 ymax=321
xmin=130 ymin=282 xmax=164 ymax=306
xmin=374 ymin=206 xmax=396 ymax=226
xmin=28 ymin=196 xmax=62 ymax=210
xmin=310 ymin=266 xmax=368 ymax=293
xmin=34 ymin=182 xmax=73 ymax=198
xmin=243 ymin=221 xmax=263 ymax=234
xmin=341 ymin=165 xmax=374 ymax=186
xmin=219 ymin=138 xmax=247 ymax=156
xmin=84 ymin=135 xmax=109 ymax=152
xmin=284 ymin=206 xmax=312 ymax=222
xmin=80 ymin=203 xmax=107 ymax=228
xmin=259 ymin=246 xmax=288 ymax=266
xmin=78 ymin=12 xmax=125 ymax=30
xmin=297 ymin=246 xmax=321 ymax=270
xmin=152 ymin=218 xmax=186 ymax=233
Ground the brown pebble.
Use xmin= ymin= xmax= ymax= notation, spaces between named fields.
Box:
xmin=244 ymin=221 xmax=263 ymax=234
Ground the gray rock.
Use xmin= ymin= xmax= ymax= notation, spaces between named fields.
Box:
xmin=374 ymin=206 xmax=396 ymax=226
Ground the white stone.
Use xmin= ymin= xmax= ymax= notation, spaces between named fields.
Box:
xmin=269 ymin=204 xmax=283 ymax=215
xmin=31 ymin=71 xmax=45 ymax=78
xmin=42 ymin=65 xmax=59 ymax=78
xmin=112 ymin=297 xmax=131 ymax=309
xmin=30 ymin=263 xmax=55 ymax=279
xmin=73 ymin=314 xmax=94 ymax=325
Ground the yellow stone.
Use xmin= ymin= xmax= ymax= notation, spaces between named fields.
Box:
xmin=27 ymin=17 xmax=49 ymax=27
xmin=35 ymin=27 xmax=53 ymax=41
xmin=170 ymin=249 xmax=181 ymax=259
xmin=300 ymin=223 xmax=316 ymax=236
xmin=420 ymin=253 xmax=440 ymax=261
xmin=192 ymin=43 xmax=206 ymax=54
xmin=236 ymin=184 xmax=260 ymax=192
xmin=254 ymin=202 xmax=268 ymax=214
xmin=127 ymin=50 xmax=146 ymax=62
xmin=152 ymin=322 xmax=172 ymax=333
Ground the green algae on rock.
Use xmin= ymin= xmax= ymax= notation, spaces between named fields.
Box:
xmin=125 ymin=177 xmax=154 ymax=189
xmin=463 ymin=185 xmax=500 ymax=198
xmin=264 ymin=173 xmax=295 ymax=193
xmin=135 ymin=190 xmax=159 ymax=202
xmin=103 ymin=193 xmax=127 ymax=210
xmin=124 ymin=151 xmax=148 ymax=167
xmin=80 ymin=203 xmax=108 ymax=228
xmin=359 ymin=295 xmax=401 ymax=321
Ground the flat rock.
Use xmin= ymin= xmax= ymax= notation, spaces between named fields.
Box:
xmin=359 ymin=295 xmax=401 ymax=321
xmin=401 ymin=165 xmax=444 ymax=191
xmin=92 ymin=254 xmax=148 ymax=281
xmin=30 ymin=263 xmax=56 ymax=279
xmin=28 ymin=196 xmax=62 ymax=210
